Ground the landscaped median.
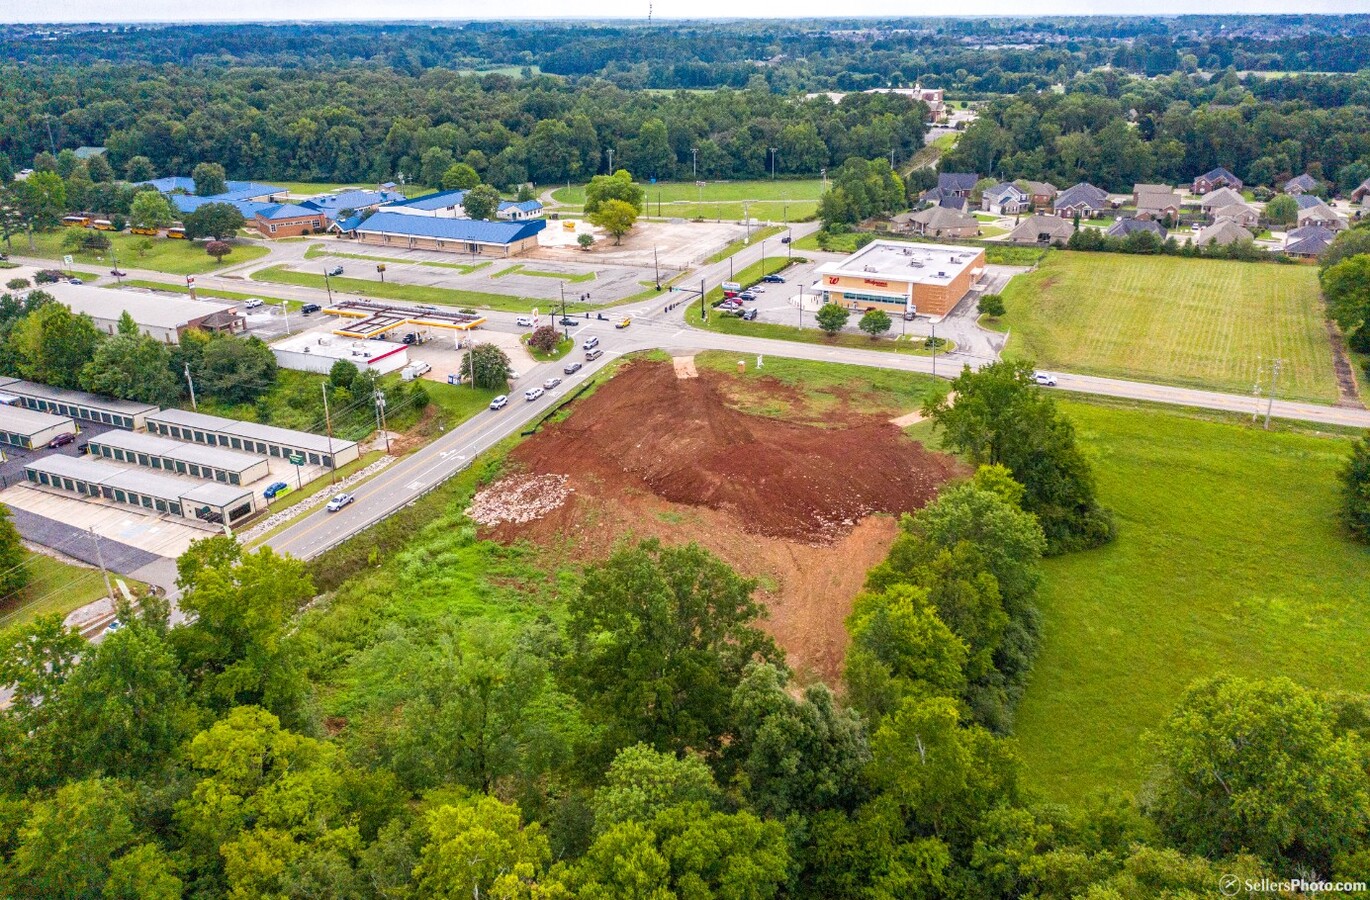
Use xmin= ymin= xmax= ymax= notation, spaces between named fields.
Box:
xmin=250 ymin=264 xmax=592 ymax=314
xmin=683 ymin=256 xmax=955 ymax=357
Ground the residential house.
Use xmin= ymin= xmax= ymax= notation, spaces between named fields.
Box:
xmin=937 ymin=172 xmax=979 ymax=198
xmin=1283 ymin=225 xmax=1335 ymax=258
xmin=1210 ymin=203 xmax=1260 ymax=229
xmin=1023 ymin=181 xmax=1058 ymax=209
xmin=251 ymin=204 xmax=328 ymax=238
xmin=1296 ymin=201 xmax=1346 ymax=231
xmin=1132 ymin=183 xmax=1173 ymax=205
xmin=1199 ymin=187 xmax=1245 ymax=212
xmin=1192 ymin=167 xmax=1243 ymax=195
xmin=1135 ymin=191 xmax=1183 ymax=222
xmin=981 ymin=182 xmax=1029 ymax=216
xmin=1007 ymin=214 xmax=1076 ymax=245
xmin=1283 ymin=173 xmax=1318 ymax=195
xmin=902 ymin=205 xmax=981 ymax=238
xmin=1052 ymin=182 xmax=1108 ymax=219
xmin=1195 ymin=219 xmax=1254 ymax=247
xmin=1352 ymin=178 xmax=1370 ymax=204
xmin=1107 ymin=217 xmax=1167 ymax=239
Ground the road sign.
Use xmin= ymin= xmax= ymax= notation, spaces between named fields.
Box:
xmin=186 ymin=275 xmax=196 ymax=287
xmin=62 ymin=254 xmax=73 ymax=268
xmin=288 ymin=453 xmax=304 ymax=465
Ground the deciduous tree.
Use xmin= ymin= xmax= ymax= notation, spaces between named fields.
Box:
xmin=461 ymin=183 xmax=501 ymax=221
xmin=816 ymin=302 xmax=850 ymax=336
xmin=1341 ymin=432 xmax=1370 ymax=542
xmin=183 ymin=201 xmax=245 ymax=240
xmin=205 ymin=240 xmax=232 ymax=263
xmin=81 ymin=332 xmax=181 ymax=407
xmin=191 ymin=161 xmax=227 ymax=196
xmin=859 ymin=308 xmax=892 ymax=339
xmin=588 ymin=198 xmax=638 ymax=245
xmin=583 ymin=170 xmax=645 ymax=214
xmin=460 ymin=341 xmax=512 ymax=389
xmin=129 ymin=191 xmax=173 ymax=230
xmin=441 ymin=162 xmax=480 ymax=190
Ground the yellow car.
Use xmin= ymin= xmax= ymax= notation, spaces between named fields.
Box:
xmin=615 ymin=317 xmax=631 ymax=329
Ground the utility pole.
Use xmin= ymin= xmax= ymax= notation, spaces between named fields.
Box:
xmin=321 ymin=382 xmax=336 ymax=484
xmin=89 ymin=528 xmax=113 ymax=601
xmin=607 ymin=148 xmax=614 ymax=174
xmin=44 ymin=115 xmax=57 ymax=158
xmin=760 ymin=239 xmax=766 ymax=277
xmin=691 ymin=147 xmax=698 ymax=179
xmin=699 ymin=278 xmax=707 ymax=322
xmin=323 ymin=268 xmax=334 ymax=303
xmin=653 ymin=246 xmax=660 ymax=290
xmin=743 ymin=201 xmax=751 ymax=241
xmin=931 ymin=319 xmax=937 ymax=379
xmin=184 ymin=363 xmax=198 ymax=411
xmin=1264 ymin=358 xmax=1283 ymax=430
xmin=769 ymin=147 xmax=778 ymax=180
xmin=374 ymin=387 xmax=390 ymax=454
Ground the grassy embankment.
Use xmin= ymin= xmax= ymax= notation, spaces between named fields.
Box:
xmin=551 ymin=179 xmax=822 ymax=222
xmin=250 ymin=265 xmax=592 ymax=315
xmin=19 ymin=229 xmax=268 ymax=276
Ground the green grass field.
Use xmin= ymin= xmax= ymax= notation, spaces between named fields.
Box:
xmin=19 ymin=229 xmax=269 ymax=276
xmin=304 ymin=244 xmax=491 ymax=274
xmin=275 ymin=182 xmax=433 ymax=199
xmin=1011 ymin=398 xmax=1370 ymax=802
xmin=704 ymin=225 xmax=787 ymax=264
xmin=250 ymin=265 xmax=592 ymax=315
xmin=0 ymin=552 xmax=119 ymax=629
xmin=115 ymin=279 xmax=299 ymax=309
xmin=552 ymin=179 xmax=823 ymax=222
xmin=998 ymin=252 xmax=1339 ymax=403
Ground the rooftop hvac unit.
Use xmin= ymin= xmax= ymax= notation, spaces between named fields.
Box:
xmin=937 ymin=271 xmax=946 ymax=277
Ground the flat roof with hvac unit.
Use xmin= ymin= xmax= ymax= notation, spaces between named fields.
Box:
xmin=144 ymin=409 xmax=360 ymax=469
xmin=0 ymin=377 xmax=158 ymax=430
xmin=272 ymin=332 xmax=410 ymax=375
xmin=88 ymin=430 xmax=271 ymax=486
xmin=814 ymin=240 xmax=987 ymax=320
xmin=0 ymin=405 xmax=78 ymax=449
xmin=40 ymin=282 xmax=244 ymax=343
xmin=325 ymin=299 xmax=486 ymax=339
xmin=24 ymin=454 xmax=257 ymax=525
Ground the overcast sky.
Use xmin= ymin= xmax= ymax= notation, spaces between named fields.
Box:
xmin=8 ymin=1 xmax=1370 ymax=24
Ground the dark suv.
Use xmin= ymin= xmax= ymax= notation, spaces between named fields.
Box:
xmin=301 ymin=303 xmax=322 ymax=315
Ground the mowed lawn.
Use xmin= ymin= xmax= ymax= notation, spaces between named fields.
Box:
xmin=1013 ymin=399 xmax=1370 ymax=803
xmin=19 ymin=229 xmax=268 ymax=276
xmin=551 ymin=178 xmax=822 ymax=222
xmin=999 ymin=252 xmax=1339 ymax=404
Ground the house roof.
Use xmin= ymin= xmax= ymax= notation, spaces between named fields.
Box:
xmin=42 ymin=283 xmax=239 ymax=331
xmin=381 ymin=188 xmax=469 ymax=212
xmin=1107 ymin=217 xmax=1167 ymax=238
xmin=499 ymin=199 xmax=544 ymax=214
xmin=1283 ymin=173 xmax=1317 ymax=193
xmin=1198 ymin=166 xmax=1241 ymax=184
xmin=1054 ymin=182 xmax=1108 ymax=210
xmin=937 ymin=195 xmax=967 ymax=211
xmin=353 ymin=211 xmax=547 ymax=245
xmin=1294 ymin=193 xmax=1326 ymax=210
xmin=937 ymin=172 xmax=979 ymax=192
xmin=985 ymin=182 xmax=1027 ymax=201
xmin=1212 ymin=202 xmax=1258 ymax=221
xmin=1297 ymin=202 xmax=1344 ymax=226
xmin=1136 ymin=191 xmax=1183 ymax=212
xmin=1133 ymin=183 xmax=1173 ymax=196
xmin=1196 ymin=220 xmax=1253 ymax=246
xmin=1023 ymin=180 xmax=1057 ymax=196
xmin=1199 ymin=187 xmax=1245 ymax=209
xmin=909 ymin=205 xmax=978 ymax=229
xmin=1007 ymin=215 xmax=1075 ymax=243
xmin=335 ymin=213 xmax=366 ymax=233
xmin=1283 ymin=224 xmax=1334 ymax=255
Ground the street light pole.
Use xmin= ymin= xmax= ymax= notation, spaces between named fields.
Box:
xmin=691 ymin=147 xmax=698 ymax=179
xmin=653 ymin=246 xmax=660 ymax=290
xmin=607 ymin=148 xmax=614 ymax=174
xmin=559 ymin=282 xmax=569 ymax=340
xmin=769 ymin=147 xmax=777 ymax=180
xmin=323 ymin=269 xmax=334 ymax=303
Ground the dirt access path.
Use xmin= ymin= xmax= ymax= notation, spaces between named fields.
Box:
xmin=478 ymin=359 xmax=962 ymax=680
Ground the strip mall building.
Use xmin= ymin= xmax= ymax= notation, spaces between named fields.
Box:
xmin=814 ymin=240 xmax=986 ymax=321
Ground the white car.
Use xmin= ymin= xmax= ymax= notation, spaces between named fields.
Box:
xmin=583 ymin=336 xmax=600 ymax=350
xmin=543 ymin=376 xmax=562 ymax=390
xmin=489 ymin=395 xmax=509 ymax=410
xmin=1033 ymin=371 xmax=1058 ymax=387
xmin=326 ymin=493 xmax=355 ymax=512
xmin=516 ymin=315 xmax=534 ymax=327
xmin=243 ymin=298 xmax=263 ymax=309
xmin=524 ymin=387 xmax=544 ymax=402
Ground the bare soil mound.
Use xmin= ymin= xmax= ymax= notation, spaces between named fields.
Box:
xmin=507 ymin=359 xmax=959 ymax=543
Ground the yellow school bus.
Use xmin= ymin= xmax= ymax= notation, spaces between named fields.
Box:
xmin=129 ymin=226 xmax=159 ymax=236
xmin=62 ymin=215 xmax=90 ymax=227
xmin=91 ymin=219 xmax=115 ymax=231
xmin=166 ymin=226 xmax=187 ymax=240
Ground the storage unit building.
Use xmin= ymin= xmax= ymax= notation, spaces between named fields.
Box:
xmin=88 ymin=430 xmax=271 ymax=486
xmin=145 ymin=409 xmax=360 ymax=469
xmin=0 ymin=405 xmax=78 ymax=450
xmin=0 ymin=378 xmax=158 ymax=430
xmin=24 ymin=455 xmax=257 ymax=525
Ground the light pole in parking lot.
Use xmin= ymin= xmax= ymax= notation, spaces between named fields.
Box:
xmin=323 ymin=268 xmax=334 ymax=303
xmin=558 ymin=283 xmax=570 ymax=340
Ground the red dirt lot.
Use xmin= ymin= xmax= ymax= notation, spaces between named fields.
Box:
xmin=481 ymin=359 xmax=963 ymax=680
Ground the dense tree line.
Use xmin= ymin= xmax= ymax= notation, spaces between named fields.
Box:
xmin=4 ymin=18 xmax=1369 ymax=94
xmin=942 ymin=68 xmax=1370 ymax=194
xmin=0 ymin=66 xmax=926 ymax=190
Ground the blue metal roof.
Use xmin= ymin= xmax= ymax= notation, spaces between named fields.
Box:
xmin=302 ymin=189 xmax=405 ymax=214
xmin=499 ymin=199 xmax=544 ymax=213
xmin=335 ymin=213 xmax=366 ymax=233
xmin=171 ymin=195 xmax=275 ymax=218
xmin=381 ymin=188 xmax=468 ymax=212
xmin=354 ymin=211 xmax=546 ymax=245
xmin=254 ymin=203 xmax=324 ymax=221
